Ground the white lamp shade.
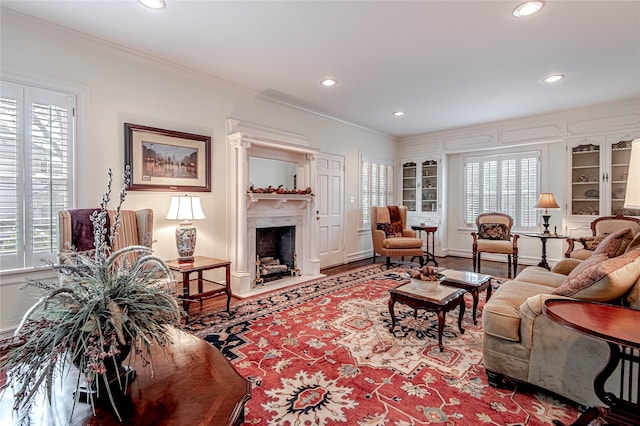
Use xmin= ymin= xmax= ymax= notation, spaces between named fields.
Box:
xmin=625 ymin=138 xmax=640 ymax=209
xmin=534 ymin=193 xmax=559 ymax=209
xmin=165 ymin=196 xmax=206 ymax=221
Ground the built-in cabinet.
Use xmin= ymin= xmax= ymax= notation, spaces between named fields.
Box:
xmin=402 ymin=158 xmax=439 ymax=214
xmin=568 ymin=133 xmax=640 ymax=218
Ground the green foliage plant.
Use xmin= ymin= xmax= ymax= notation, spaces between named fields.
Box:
xmin=0 ymin=167 xmax=184 ymax=423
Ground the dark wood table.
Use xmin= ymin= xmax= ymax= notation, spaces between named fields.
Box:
xmin=0 ymin=329 xmax=251 ymax=425
xmin=388 ymin=281 xmax=465 ymax=351
xmin=166 ymin=256 xmax=232 ymax=315
xmin=543 ymin=299 xmax=640 ymax=426
xmin=411 ymin=225 xmax=438 ymax=266
xmin=439 ymin=269 xmax=492 ymax=324
xmin=523 ymin=232 xmax=567 ymax=270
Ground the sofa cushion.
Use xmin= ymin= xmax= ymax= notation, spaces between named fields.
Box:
xmin=552 ymin=249 xmax=640 ymax=301
xmin=479 ymin=223 xmax=509 ymax=240
xmin=376 ymin=222 xmax=397 ymax=238
xmin=569 ymin=248 xmax=596 ymax=260
xmin=483 ymin=280 xmax=555 ymax=342
xmin=592 ymin=228 xmax=631 ymax=258
xmin=514 ymin=266 xmax=566 ymax=288
xmin=382 ymin=236 xmax=423 ymax=249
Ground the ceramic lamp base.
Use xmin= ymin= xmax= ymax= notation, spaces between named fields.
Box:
xmin=541 ymin=214 xmax=551 ymax=234
xmin=176 ymin=223 xmax=197 ymax=263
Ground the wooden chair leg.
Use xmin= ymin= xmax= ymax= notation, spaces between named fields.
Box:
xmin=473 ymin=251 xmax=477 ymax=272
xmin=507 ymin=255 xmax=512 ymax=278
xmin=386 ymin=256 xmax=391 ymax=269
xmin=477 ymin=253 xmax=481 ymax=273
xmin=513 ymin=255 xmax=518 ymax=277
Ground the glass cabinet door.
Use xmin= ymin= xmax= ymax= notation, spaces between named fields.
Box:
xmin=402 ymin=162 xmax=417 ymax=211
xmin=570 ymin=143 xmax=601 ymax=216
xmin=421 ymin=160 xmax=438 ymax=212
xmin=610 ymin=139 xmax=640 ymax=216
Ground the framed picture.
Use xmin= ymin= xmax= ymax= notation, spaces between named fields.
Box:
xmin=124 ymin=123 xmax=211 ymax=192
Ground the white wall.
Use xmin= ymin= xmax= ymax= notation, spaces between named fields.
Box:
xmin=0 ymin=11 xmax=396 ymax=333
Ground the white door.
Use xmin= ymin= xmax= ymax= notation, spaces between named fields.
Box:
xmin=317 ymin=152 xmax=345 ymax=267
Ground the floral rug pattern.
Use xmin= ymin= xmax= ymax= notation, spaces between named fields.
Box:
xmin=187 ymin=265 xmax=580 ymax=425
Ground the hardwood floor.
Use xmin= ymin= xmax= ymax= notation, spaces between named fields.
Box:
xmin=187 ymin=255 xmax=513 ymax=317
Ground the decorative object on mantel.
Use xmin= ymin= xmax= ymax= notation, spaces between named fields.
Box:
xmin=165 ymin=195 xmax=206 ymax=263
xmin=0 ymin=167 xmax=183 ymax=424
xmin=249 ymin=184 xmax=313 ymax=195
xmin=625 ymin=138 xmax=640 ymax=209
xmin=534 ymin=192 xmax=560 ymax=234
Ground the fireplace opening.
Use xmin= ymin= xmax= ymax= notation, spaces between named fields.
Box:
xmin=255 ymin=225 xmax=298 ymax=284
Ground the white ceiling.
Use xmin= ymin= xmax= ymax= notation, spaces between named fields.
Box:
xmin=3 ymin=1 xmax=639 ymax=137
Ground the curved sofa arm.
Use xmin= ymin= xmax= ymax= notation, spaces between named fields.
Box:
xmin=551 ymin=258 xmax=582 ymax=275
xmin=519 ymin=293 xmax=574 ymax=349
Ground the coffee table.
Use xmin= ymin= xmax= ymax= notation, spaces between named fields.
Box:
xmin=388 ymin=281 xmax=466 ymax=351
xmin=438 ymin=269 xmax=492 ymax=325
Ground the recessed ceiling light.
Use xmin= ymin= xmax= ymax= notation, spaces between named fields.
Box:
xmin=138 ymin=0 xmax=166 ymax=10
xmin=320 ymin=78 xmax=337 ymax=87
xmin=512 ymin=1 xmax=544 ymax=17
xmin=393 ymin=111 xmax=406 ymax=117
xmin=543 ymin=74 xmax=565 ymax=83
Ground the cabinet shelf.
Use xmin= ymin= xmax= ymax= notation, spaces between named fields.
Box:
xmin=572 ymin=165 xmax=599 ymax=169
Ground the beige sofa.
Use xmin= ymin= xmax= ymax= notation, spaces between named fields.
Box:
xmin=482 ymin=230 xmax=640 ymax=407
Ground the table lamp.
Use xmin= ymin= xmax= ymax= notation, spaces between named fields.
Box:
xmin=165 ymin=195 xmax=206 ymax=263
xmin=534 ymin=192 xmax=559 ymax=234
xmin=624 ymin=138 xmax=640 ymax=209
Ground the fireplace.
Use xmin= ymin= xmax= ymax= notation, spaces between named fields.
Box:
xmin=228 ymin=119 xmax=322 ymax=296
xmin=255 ymin=225 xmax=297 ymax=283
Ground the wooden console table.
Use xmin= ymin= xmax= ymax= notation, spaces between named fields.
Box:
xmin=0 ymin=329 xmax=251 ymax=425
xmin=543 ymin=299 xmax=640 ymax=426
xmin=166 ymin=256 xmax=232 ymax=315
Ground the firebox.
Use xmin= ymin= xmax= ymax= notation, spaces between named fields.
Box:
xmin=255 ymin=225 xmax=296 ymax=283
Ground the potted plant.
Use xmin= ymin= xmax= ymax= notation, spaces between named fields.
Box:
xmin=0 ymin=167 xmax=184 ymax=423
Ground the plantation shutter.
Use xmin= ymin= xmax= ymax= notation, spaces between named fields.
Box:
xmin=463 ymin=151 xmax=540 ymax=228
xmin=361 ymin=156 xmax=394 ymax=225
xmin=0 ymin=81 xmax=74 ymax=270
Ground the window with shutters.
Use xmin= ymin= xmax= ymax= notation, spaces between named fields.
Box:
xmin=361 ymin=156 xmax=394 ymax=225
xmin=463 ymin=151 xmax=539 ymax=228
xmin=0 ymin=81 xmax=75 ymax=271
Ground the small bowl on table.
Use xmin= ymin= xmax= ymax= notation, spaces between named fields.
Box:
xmin=413 ymin=273 xmax=445 ymax=293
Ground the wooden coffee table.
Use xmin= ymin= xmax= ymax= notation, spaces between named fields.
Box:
xmin=388 ymin=281 xmax=466 ymax=351
xmin=438 ymin=269 xmax=492 ymax=324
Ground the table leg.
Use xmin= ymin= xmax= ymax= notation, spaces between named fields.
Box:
xmin=486 ymin=280 xmax=493 ymax=302
xmin=225 ymin=264 xmax=231 ymax=314
xmin=457 ymin=297 xmax=465 ymax=334
xmin=388 ymin=295 xmax=397 ymax=332
xmin=437 ymin=308 xmax=445 ymax=352
xmin=470 ymin=289 xmax=479 ymax=325
xmin=537 ymin=238 xmax=550 ymax=270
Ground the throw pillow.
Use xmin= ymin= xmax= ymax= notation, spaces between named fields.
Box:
xmin=578 ymin=235 xmax=605 ymax=251
xmin=615 ymin=229 xmax=635 ymax=256
xmin=592 ymin=228 xmax=631 ymax=258
xmin=552 ymin=249 xmax=640 ymax=301
xmin=625 ymin=232 xmax=640 ymax=253
xmin=376 ymin=222 xmax=397 ymax=238
xmin=478 ymin=223 xmax=508 ymax=240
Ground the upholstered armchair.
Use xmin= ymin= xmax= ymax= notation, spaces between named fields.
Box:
xmin=565 ymin=215 xmax=640 ymax=260
xmin=370 ymin=205 xmax=424 ymax=269
xmin=58 ymin=208 xmax=154 ymax=255
xmin=471 ymin=212 xmax=519 ymax=278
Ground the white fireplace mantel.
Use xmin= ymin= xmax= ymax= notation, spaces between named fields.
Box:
xmin=227 ymin=119 xmax=321 ymax=296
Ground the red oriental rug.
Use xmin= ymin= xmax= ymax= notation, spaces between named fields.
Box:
xmin=187 ymin=265 xmax=581 ymax=425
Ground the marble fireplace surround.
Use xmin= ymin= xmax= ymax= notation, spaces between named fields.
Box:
xmin=227 ymin=119 xmax=322 ymax=297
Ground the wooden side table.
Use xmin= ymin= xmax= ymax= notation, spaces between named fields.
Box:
xmin=523 ymin=232 xmax=567 ymax=270
xmin=166 ymin=256 xmax=232 ymax=315
xmin=0 ymin=329 xmax=251 ymax=425
xmin=543 ymin=299 xmax=640 ymax=426
xmin=411 ymin=225 xmax=438 ymax=266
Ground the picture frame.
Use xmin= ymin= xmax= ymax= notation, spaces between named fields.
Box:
xmin=124 ymin=123 xmax=211 ymax=192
